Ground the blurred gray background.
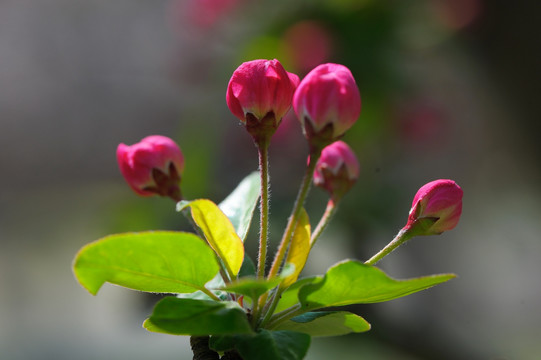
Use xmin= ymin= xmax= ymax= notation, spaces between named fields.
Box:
xmin=1 ymin=0 xmax=540 ymax=359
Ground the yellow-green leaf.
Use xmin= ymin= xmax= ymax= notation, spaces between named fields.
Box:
xmin=179 ymin=199 xmax=244 ymax=277
xmin=282 ymin=208 xmax=311 ymax=288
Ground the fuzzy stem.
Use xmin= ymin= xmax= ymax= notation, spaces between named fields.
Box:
xmin=258 ymin=286 xmax=281 ymax=328
xmin=267 ymin=148 xmax=321 ymax=279
xmin=265 ymin=304 xmax=303 ymax=329
xmin=364 ymin=227 xmax=413 ymax=266
xmin=310 ymin=198 xmax=339 ymax=249
xmin=256 ymin=139 xmax=270 ymax=279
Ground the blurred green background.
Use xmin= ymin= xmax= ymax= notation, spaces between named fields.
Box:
xmin=1 ymin=0 xmax=540 ymax=359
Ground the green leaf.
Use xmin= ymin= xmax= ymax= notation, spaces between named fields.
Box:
xmin=73 ymin=231 xmax=219 ymax=295
xmin=219 ymin=172 xmax=261 ymax=241
xmin=299 ymin=260 xmax=456 ymax=311
xmin=274 ymin=277 xmax=318 ymax=314
xmin=273 ymin=311 xmax=370 ymax=337
xmin=238 ymin=330 xmax=310 ymax=360
xmin=209 ymin=334 xmax=238 ymax=352
xmin=178 ymin=199 xmax=244 ymax=277
xmin=238 ymin=255 xmax=257 ymax=278
xmin=215 ymin=330 xmax=310 ymax=360
xmin=283 ymin=208 xmax=311 ymax=288
xmin=219 ymin=277 xmax=283 ymax=302
xmin=219 ymin=264 xmax=295 ymax=302
xmin=143 ymin=297 xmax=253 ymax=336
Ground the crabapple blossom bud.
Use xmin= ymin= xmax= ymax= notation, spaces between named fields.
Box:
xmin=313 ymin=141 xmax=359 ymax=201
xmin=293 ymin=63 xmax=361 ymax=150
xmin=116 ymin=135 xmax=184 ymax=201
xmin=405 ymin=179 xmax=463 ymax=235
xmin=226 ymin=59 xmax=299 ymax=143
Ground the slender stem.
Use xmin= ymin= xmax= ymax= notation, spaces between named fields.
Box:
xmin=258 ymin=286 xmax=281 ymax=327
xmin=267 ymin=149 xmax=321 ymax=279
xmin=265 ymin=304 xmax=303 ymax=329
xmin=310 ymin=199 xmax=339 ymax=249
xmin=259 ymin=197 xmax=335 ymax=327
xmin=256 ymin=139 xmax=270 ymax=279
xmin=201 ymin=287 xmax=222 ymax=302
xmin=364 ymin=227 xmax=413 ymax=266
xmin=257 ymin=149 xmax=321 ymax=329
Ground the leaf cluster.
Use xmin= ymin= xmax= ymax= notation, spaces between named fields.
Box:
xmin=73 ymin=172 xmax=454 ymax=359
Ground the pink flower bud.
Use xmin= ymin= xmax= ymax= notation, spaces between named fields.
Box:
xmin=226 ymin=59 xmax=299 ymax=142
xmin=293 ymin=63 xmax=361 ymax=148
xmin=116 ymin=135 xmax=184 ymax=201
xmin=313 ymin=141 xmax=360 ymax=201
xmin=405 ymin=179 xmax=463 ymax=235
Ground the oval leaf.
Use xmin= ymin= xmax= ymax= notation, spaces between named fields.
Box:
xmin=283 ymin=208 xmax=311 ymax=288
xmin=143 ymin=297 xmax=252 ymax=336
xmin=219 ymin=172 xmax=261 ymax=241
xmin=178 ymin=199 xmax=244 ymax=277
xmin=273 ymin=311 xmax=370 ymax=337
xmin=299 ymin=260 xmax=456 ymax=311
xmin=73 ymin=231 xmax=219 ymax=295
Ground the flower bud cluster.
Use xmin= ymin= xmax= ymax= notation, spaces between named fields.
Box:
xmin=116 ymin=59 xmax=463 ymax=242
xmin=226 ymin=59 xmax=360 ymax=150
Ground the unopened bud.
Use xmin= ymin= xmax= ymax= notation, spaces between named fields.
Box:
xmin=116 ymin=135 xmax=184 ymax=201
xmin=313 ymin=141 xmax=359 ymax=201
xmin=226 ymin=59 xmax=299 ymax=143
xmin=293 ymin=63 xmax=361 ymax=150
xmin=405 ymin=179 xmax=463 ymax=235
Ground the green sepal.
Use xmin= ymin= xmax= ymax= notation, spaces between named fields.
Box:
xmin=143 ymin=297 xmax=252 ymax=336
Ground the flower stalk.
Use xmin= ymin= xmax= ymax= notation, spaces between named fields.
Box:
xmin=256 ymin=138 xmax=271 ymax=279
xmin=310 ymin=199 xmax=338 ymax=249
xmin=364 ymin=227 xmax=413 ymax=266
xmin=268 ymin=148 xmax=321 ymax=279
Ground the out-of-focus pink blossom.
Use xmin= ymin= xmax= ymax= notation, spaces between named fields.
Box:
xmin=181 ymin=0 xmax=241 ymax=30
xmin=405 ymin=179 xmax=463 ymax=235
xmin=313 ymin=141 xmax=359 ymax=201
xmin=293 ymin=63 xmax=361 ymax=148
xmin=283 ymin=21 xmax=334 ymax=74
xmin=430 ymin=0 xmax=482 ymax=30
xmin=395 ymin=97 xmax=448 ymax=147
xmin=116 ymin=135 xmax=184 ymax=200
